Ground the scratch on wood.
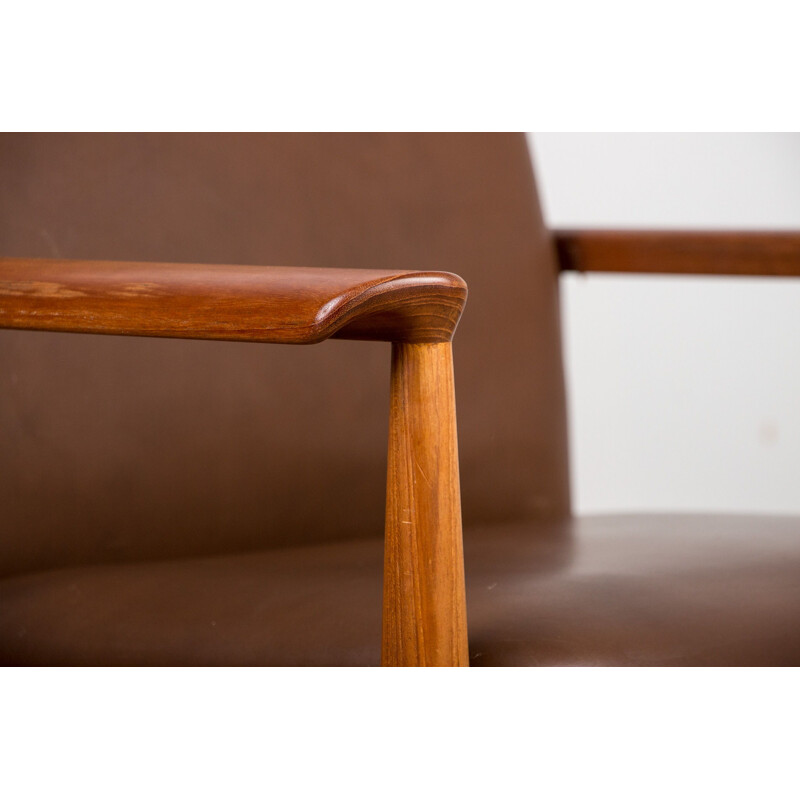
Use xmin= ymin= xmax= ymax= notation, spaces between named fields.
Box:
xmin=414 ymin=455 xmax=432 ymax=489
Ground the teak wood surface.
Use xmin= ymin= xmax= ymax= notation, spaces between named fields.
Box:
xmin=0 ymin=257 xmax=469 ymax=666
xmin=383 ymin=342 xmax=469 ymax=666
xmin=555 ymin=230 xmax=800 ymax=277
xmin=0 ymin=258 xmax=467 ymax=345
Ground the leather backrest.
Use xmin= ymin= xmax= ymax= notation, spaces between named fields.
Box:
xmin=0 ymin=133 xmax=570 ymax=575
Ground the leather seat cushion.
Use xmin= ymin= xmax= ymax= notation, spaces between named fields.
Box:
xmin=2 ymin=514 xmax=800 ymax=666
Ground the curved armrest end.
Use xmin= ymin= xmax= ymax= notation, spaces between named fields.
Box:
xmin=326 ymin=272 xmax=467 ymax=344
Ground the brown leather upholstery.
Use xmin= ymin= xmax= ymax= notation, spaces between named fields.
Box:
xmin=2 ymin=515 xmax=800 ymax=666
xmin=2 ymin=133 xmax=799 ymax=666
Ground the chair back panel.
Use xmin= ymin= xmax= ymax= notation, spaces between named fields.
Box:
xmin=0 ymin=133 xmax=569 ymax=575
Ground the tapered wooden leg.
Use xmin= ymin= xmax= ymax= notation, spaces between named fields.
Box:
xmin=382 ymin=342 xmax=469 ymax=667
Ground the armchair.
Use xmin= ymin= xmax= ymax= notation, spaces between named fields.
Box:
xmin=1 ymin=133 xmax=799 ymax=666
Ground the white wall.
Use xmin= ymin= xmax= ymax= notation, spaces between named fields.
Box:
xmin=529 ymin=133 xmax=800 ymax=515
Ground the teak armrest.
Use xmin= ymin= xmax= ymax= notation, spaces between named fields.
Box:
xmin=554 ymin=230 xmax=800 ymax=277
xmin=0 ymin=258 xmax=466 ymax=344
xmin=0 ymin=257 xmax=470 ymax=667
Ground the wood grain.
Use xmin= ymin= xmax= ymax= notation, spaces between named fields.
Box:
xmin=0 ymin=258 xmax=467 ymax=344
xmin=382 ymin=342 xmax=469 ymax=667
xmin=555 ymin=230 xmax=800 ymax=277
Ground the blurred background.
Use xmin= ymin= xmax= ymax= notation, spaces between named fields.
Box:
xmin=529 ymin=133 xmax=800 ymax=516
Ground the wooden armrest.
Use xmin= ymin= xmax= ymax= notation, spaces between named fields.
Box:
xmin=554 ymin=230 xmax=800 ymax=277
xmin=0 ymin=258 xmax=467 ymax=344
xmin=0 ymin=255 xmax=471 ymax=666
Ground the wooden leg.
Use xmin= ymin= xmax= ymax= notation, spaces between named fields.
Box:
xmin=382 ymin=342 xmax=469 ymax=667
